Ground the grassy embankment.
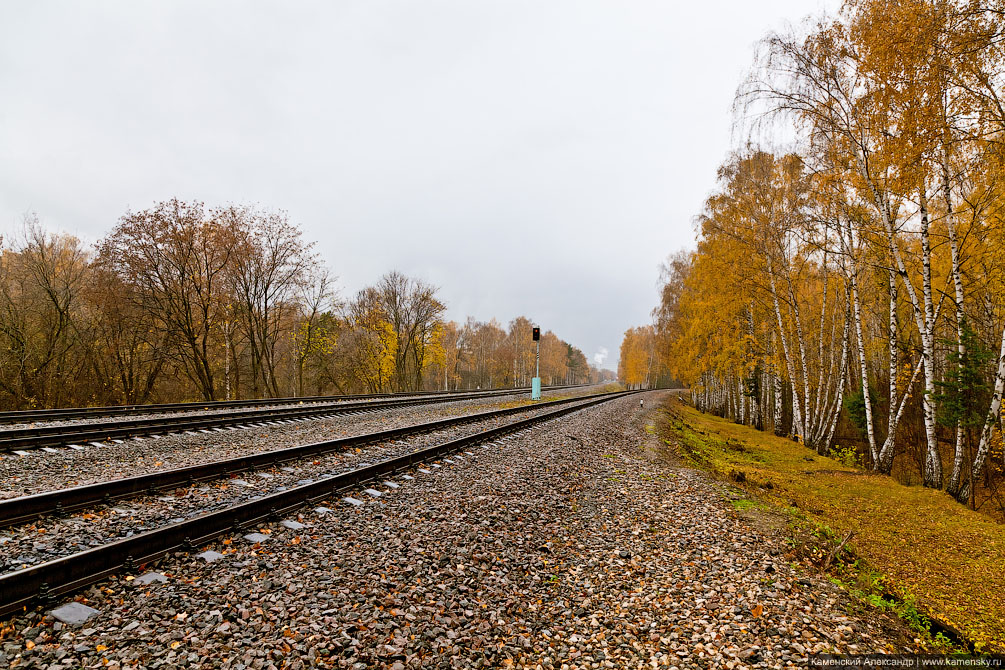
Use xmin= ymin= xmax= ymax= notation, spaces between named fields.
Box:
xmin=657 ymin=398 xmax=1005 ymax=653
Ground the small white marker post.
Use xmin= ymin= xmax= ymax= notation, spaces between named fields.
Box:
xmin=532 ymin=326 xmax=541 ymax=400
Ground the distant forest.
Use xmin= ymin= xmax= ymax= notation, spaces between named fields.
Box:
xmin=0 ymin=199 xmax=612 ymax=409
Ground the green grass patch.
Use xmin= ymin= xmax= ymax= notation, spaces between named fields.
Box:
xmin=728 ymin=498 xmax=760 ymax=512
xmin=660 ymin=403 xmax=1005 ymax=652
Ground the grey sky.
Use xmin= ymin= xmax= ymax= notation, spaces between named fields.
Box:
xmin=0 ymin=1 xmax=834 ymax=370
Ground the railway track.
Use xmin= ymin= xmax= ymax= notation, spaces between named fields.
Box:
xmin=0 ymin=384 xmax=585 ymax=425
xmin=0 ymin=390 xmax=614 ymax=528
xmin=0 ymin=385 xmax=585 ymax=453
xmin=0 ymin=389 xmax=635 ymax=618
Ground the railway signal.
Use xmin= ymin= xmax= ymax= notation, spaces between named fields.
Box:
xmin=532 ymin=326 xmax=541 ymax=400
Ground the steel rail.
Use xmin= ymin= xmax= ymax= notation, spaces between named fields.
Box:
xmin=0 ymin=391 xmax=616 ymax=528
xmin=0 ymin=390 xmax=637 ymax=618
xmin=0 ymin=386 xmax=583 ymax=453
xmin=0 ymin=384 xmax=586 ymax=425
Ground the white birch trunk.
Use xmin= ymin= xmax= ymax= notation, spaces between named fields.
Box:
xmin=756 ymin=363 xmax=766 ymax=430
xmin=786 ymin=275 xmax=814 ymax=445
xmin=878 ymin=270 xmax=900 ymax=473
xmin=820 ymin=286 xmax=852 ymax=454
xmin=918 ymin=192 xmax=943 ymax=489
xmin=771 ymin=331 xmax=784 ymax=436
xmin=737 ymin=377 xmax=745 ymax=425
xmin=817 ymin=282 xmax=841 ymax=440
xmin=746 ymin=307 xmax=761 ymax=429
xmin=811 ymin=259 xmax=829 ymax=436
xmin=838 ymin=213 xmax=880 ymax=464
xmin=769 ymin=267 xmax=803 ymax=441
xmin=942 ymin=155 xmax=968 ymax=495
xmin=850 ymin=275 xmax=879 ymax=463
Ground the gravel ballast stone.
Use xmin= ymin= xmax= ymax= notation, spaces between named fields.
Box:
xmin=48 ymin=602 xmax=99 ymax=625
xmin=242 ymin=533 xmax=269 ymax=543
xmin=0 ymin=392 xmax=918 ymax=669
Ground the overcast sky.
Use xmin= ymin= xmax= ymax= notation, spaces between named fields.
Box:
xmin=0 ymin=1 xmax=835 ymax=370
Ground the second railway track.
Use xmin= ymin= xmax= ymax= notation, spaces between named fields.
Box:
xmin=0 ymin=385 xmax=586 ymax=453
xmin=0 ymin=384 xmax=586 ymax=425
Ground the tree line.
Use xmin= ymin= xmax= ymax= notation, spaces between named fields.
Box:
xmin=628 ymin=0 xmax=1005 ymax=512
xmin=0 ymin=199 xmax=604 ymax=409
xmin=617 ymin=325 xmax=670 ymax=389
